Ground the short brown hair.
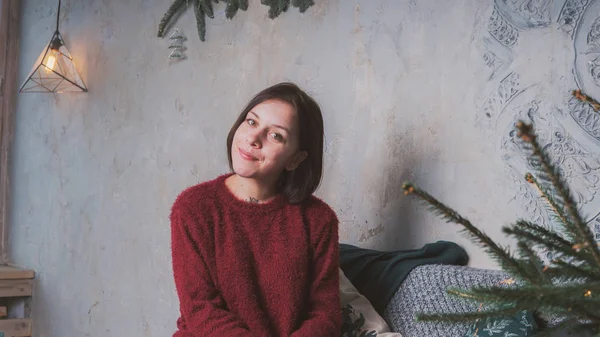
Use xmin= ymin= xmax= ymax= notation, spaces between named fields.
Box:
xmin=227 ymin=82 xmax=324 ymax=204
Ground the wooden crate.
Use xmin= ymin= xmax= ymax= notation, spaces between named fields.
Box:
xmin=0 ymin=266 xmax=34 ymax=337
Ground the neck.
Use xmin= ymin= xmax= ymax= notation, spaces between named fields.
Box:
xmin=226 ymin=174 xmax=278 ymax=203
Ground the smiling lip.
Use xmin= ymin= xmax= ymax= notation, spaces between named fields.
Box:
xmin=238 ymin=148 xmax=257 ymax=161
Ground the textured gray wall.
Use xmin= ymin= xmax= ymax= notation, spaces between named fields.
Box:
xmin=9 ymin=0 xmax=600 ymax=336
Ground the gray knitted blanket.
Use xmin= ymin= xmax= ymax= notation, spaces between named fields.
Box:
xmin=383 ymin=264 xmax=512 ymax=336
xmin=383 ymin=264 xmax=588 ymax=337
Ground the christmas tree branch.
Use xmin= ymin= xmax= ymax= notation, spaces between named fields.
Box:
xmin=225 ymin=0 xmax=239 ymax=19
xmin=503 ymin=221 xmax=594 ymax=269
xmin=525 ymin=173 xmax=580 ymax=242
xmin=573 ymin=89 xmax=600 ymax=112
xmin=199 ymin=0 xmax=215 ymax=18
xmin=158 ymin=0 xmax=312 ymax=42
xmin=516 ymin=121 xmax=600 ymax=268
xmin=552 ymin=259 xmax=600 ymax=280
xmin=402 ymin=183 xmax=539 ymax=285
xmin=238 ymin=0 xmax=249 ymax=11
xmin=465 ymin=284 xmax=600 ymax=320
xmin=416 ymin=307 xmax=524 ymax=323
xmin=517 ymin=241 xmax=551 ymax=285
xmin=158 ymin=0 xmax=188 ymax=38
xmin=194 ymin=0 xmax=207 ymax=41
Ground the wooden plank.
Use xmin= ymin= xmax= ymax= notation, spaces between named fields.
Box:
xmin=0 ymin=266 xmax=34 ymax=280
xmin=0 ymin=0 xmax=21 ymax=263
xmin=0 ymin=279 xmax=31 ymax=297
xmin=0 ymin=318 xmax=31 ymax=336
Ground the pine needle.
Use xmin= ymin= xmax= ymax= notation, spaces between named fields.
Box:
xmin=158 ymin=0 xmax=188 ymax=38
xmin=200 ymin=0 xmax=214 ymax=18
xmin=402 ymin=183 xmax=539 ymax=285
xmin=516 ymin=121 xmax=600 ymax=268
xmin=237 ymin=0 xmax=249 ymax=11
xmin=158 ymin=0 xmax=311 ymax=41
xmin=292 ymin=0 xmax=314 ymax=12
xmin=417 ymin=307 xmax=523 ymax=323
xmin=194 ymin=0 xmax=207 ymax=41
xmin=225 ymin=0 xmax=239 ymax=19
xmin=517 ymin=241 xmax=551 ymax=285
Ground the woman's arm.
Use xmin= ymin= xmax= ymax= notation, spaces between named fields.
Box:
xmin=291 ymin=205 xmax=342 ymax=337
xmin=171 ymin=199 xmax=259 ymax=337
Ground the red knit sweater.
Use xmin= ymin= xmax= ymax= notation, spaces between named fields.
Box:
xmin=170 ymin=174 xmax=341 ymax=337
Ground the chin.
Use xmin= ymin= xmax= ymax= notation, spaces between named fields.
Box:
xmin=231 ymin=160 xmax=256 ymax=178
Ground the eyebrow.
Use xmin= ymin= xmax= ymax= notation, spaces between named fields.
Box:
xmin=249 ymin=111 xmax=290 ymax=134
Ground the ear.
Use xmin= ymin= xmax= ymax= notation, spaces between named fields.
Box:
xmin=286 ymin=151 xmax=308 ymax=171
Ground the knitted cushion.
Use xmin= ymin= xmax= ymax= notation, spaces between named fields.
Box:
xmin=383 ymin=264 xmax=510 ymax=337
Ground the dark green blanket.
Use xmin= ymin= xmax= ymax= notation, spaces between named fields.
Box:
xmin=339 ymin=241 xmax=469 ymax=314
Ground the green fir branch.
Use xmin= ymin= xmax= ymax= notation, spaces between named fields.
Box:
xmin=516 ymin=121 xmax=600 ymax=268
xmin=279 ymin=0 xmax=291 ymax=13
xmin=158 ymin=0 xmax=188 ymax=38
xmin=158 ymin=0 xmax=311 ymax=41
xmin=402 ymin=183 xmax=538 ymax=285
xmin=225 ymin=0 xmax=239 ymax=19
xmin=291 ymin=0 xmax=314 ymax=12
xmin=525 ymin=173 xmax=581 ymax=243
xmin=200 ymin=0 xmax=215 ymax=18
xmin=517 ymin=241 xmax=551 ymax=285
xmin=466 ymin=284 xmax=600 ymax=320
xmin=403 ymin=108 xmax=600 ymax=335
xmin=416 ymin=307 xmax=523 ymax=323
xmin=502 ymin=221 xmax=594 ymax=268
xmin=237 ymin=0 xmax=249 ymax=11
xmin=552 ymin=259 xmax=600 ymax=281
xmin=194 ymin=0 xmax=207 ymax=41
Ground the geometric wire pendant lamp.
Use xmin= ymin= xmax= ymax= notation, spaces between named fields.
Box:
xmin=19 ymin=0 xmax=87 ymax=93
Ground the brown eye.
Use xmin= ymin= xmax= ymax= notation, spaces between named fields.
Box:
xmin=271 ymin=133 xmax=283 ymax=141
xmin=247 ymin=119 xmax=256 ymax=126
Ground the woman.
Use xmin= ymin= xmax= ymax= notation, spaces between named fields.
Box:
xmin=170 ymin=82 xmax=342 ymax=337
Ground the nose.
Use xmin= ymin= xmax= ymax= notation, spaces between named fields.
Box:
xmin=247 ymin=129 xmax=262 ymax=149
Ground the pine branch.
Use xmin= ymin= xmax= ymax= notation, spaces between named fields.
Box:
xmin=194 ymin=0 xmax=207 ymax=41
xmin=279 ymin=0 xmax=290 ymax=13
xmin=552 ymin=259 xmax=600 ymax=281
xmin=291 ymin=0 xmax=314 ymax=12
xmin=573 ymin=89 xmax=600 ymax=112
xmin=237 ymin=0 xmax=249 ymax=11
xmin=225 ymin=0 xmax=239 ymax=19
xmin=200 ymin=0 xmax=214 ymax=18
xmin=503 ymin=221 xmax=594 ymax=268
xmin=442 ymin=281 xmax=600 ymax=321
xmin=159 ymin=0 xmax=304 ymax=42
xmin=402 ymin=183 xmax=539 ymax=285
xmin=416 ymin=307 xmax=523 ymax=323
xmin=465 ymin=283 xmax=600 ymax=320
xmin=262 ymin=0 xmax=312 ymax=18
xmin=525 ymin=173 xmax=578 ymax=237
xmin=517 ymin=241 xmax=551 ymax=285
xmin=158 ymin=0 xmax=188 ymax=38
xmin=516 ymin=121 xmax=600 ymax=269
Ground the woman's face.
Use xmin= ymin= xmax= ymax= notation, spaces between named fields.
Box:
xmin=231 ymin=99 xmax=306 ymax=182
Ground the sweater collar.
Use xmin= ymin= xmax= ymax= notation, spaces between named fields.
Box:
xmin=216 ymin=173 xmax=288 ymax=214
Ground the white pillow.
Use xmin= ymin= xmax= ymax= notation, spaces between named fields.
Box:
xmin=340 ymin=269 xmax=403 ymax=337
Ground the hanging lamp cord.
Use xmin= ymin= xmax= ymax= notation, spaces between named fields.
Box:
xmin=55 ymin=0 xmax=61 ymax=32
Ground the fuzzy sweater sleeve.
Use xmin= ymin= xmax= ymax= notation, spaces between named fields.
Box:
xmin=291 ymin=203 xmax=342 ymax=337
xmin=170 ymin=197 xmax=259 ymax=337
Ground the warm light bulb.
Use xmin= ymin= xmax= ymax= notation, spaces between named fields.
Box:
xmin=46 ymin=55 xmax=56 ymax=71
